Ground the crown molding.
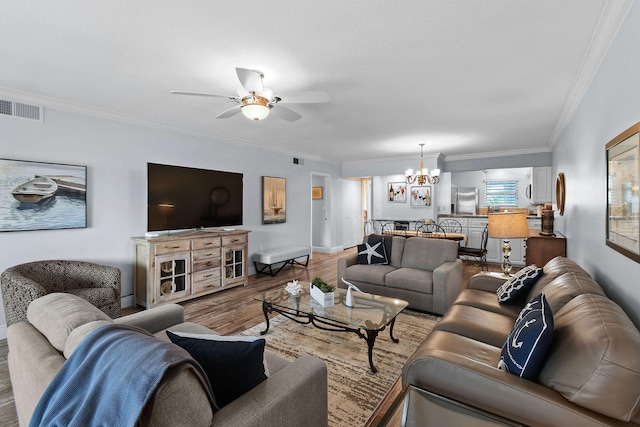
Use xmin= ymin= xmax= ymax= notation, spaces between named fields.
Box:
xmin=0 ymin=87 xmax=335 ymax=164
xmin=548 ymin=0 xmax=634 ymax=147
xmin=443 ymin=146 xmax=551 ymax=162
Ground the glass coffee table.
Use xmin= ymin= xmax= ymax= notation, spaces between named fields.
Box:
xmin=256 ymin=283 xmax=409 ymax=373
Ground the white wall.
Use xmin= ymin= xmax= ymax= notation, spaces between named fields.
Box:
xmin=372 ymin=175 xmax=437 ymax=222
xmin=553 ymin=1 xmax=640 ymax=327
xmin=0 ymin=107 xmax=341 ymax=337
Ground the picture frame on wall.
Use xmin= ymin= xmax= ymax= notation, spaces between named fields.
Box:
xmin=606 ymin=121 xmax=640 ymax=263
xmin=312 ymin=186 xmax=323 ymax=200
xmin=388 ymin=182 xmax=407 ymax=203
xmin=263 ymin=176 xmax=286 ymax=224
xmin=411 ymin=186 xmax=432 ymax=207
xmin=0 ymin=158 xmax=87 ymax=232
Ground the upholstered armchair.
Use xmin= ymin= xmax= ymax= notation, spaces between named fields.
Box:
xmin=1 ymin=260 xmax=121 ymax=326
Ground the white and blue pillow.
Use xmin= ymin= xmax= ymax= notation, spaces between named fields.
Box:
xmin=496 ymin=264 xmax=543 ymax=304
xmin=167 ymin=331 xmax=269 ymax=408
xmin=357 ymin=235 xmax=388 ymax=265
xmin=498 ymin=293 xmax=553 ymax=380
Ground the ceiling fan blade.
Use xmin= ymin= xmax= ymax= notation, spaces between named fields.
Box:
xmin=277 ymin=91 xmax=330 ymax=104
xmin=235 ymin=68 xmax=263 ymax=94
xmin=216 ymin=106 xmax=242 ymax=119
xmin=171 ymin=91 xmax=240 ymax=102
xmin=271 ymin=105 xmax=302 ymax=122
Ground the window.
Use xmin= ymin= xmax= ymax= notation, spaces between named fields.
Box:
xmin=485 ymin=180 xmax=518 ymax=207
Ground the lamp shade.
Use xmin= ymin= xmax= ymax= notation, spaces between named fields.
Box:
xmin=488 ymin=212 xmax=529 ymax=239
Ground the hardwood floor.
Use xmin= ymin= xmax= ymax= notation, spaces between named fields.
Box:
xmin=0 ymin=247 xmax=503 ymax=426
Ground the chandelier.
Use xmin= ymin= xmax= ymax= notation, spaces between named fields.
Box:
xmin=405 ymin=143 xmax=440 ymax=185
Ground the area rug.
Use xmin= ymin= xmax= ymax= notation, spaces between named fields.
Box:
xmin=241 ymin=310 xmax=440 ymax=427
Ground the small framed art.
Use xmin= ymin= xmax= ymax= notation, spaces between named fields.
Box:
xmin=388 ymin=182 xmax=407 ymax=203
xmin=312 ymin=186 xmax=323 ymax=200
xmin=411 ymin=186 xmax=432 ymax=207
xmin=263 ymin=176 xmax=286 ymax=224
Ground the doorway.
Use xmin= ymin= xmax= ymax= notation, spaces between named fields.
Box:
xmin=311 ymin=173 xmax=331 ymax=252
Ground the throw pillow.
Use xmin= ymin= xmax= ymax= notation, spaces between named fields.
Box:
xmin=167 ymin=331 xmax=269 ymax=408
xmin=496 ymin=265 xmax=543 ymax=304
xmin=498 ymin=293 xmax=553 ymax=380
xmin=357 ymin=235 xmax=388 ymax=265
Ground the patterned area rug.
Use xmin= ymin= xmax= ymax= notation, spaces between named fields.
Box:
xmin=241 ymin=310 xmax=440 ymax=427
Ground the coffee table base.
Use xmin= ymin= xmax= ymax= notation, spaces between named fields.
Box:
xmin=260 ymin=301 xmax=399 ymax=373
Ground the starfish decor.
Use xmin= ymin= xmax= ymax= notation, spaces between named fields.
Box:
xmin=358 ymin=241 xmax=384 ymax=264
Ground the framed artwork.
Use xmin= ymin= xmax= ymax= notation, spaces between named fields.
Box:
xmin=263 ymin=176 xmax=286 ymax=224
xmin=312 ymin=186 xmax=323 ymax=200
xmin=388 ymin=182 xmax=407 ymax=203
xmin=0 ymin=158 xmax=87 ymax=232
xmin=411 ymin=186 xmax=432 ymax=207
xmin=606 ymin=122 xmax=640 ymax=263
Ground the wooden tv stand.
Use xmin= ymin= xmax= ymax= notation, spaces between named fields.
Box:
xmin=132 ymin=229 xmax=249 ymax=308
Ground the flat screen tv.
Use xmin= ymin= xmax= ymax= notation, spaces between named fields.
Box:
xmin=147 ymin=163 xmax=243 ymax=232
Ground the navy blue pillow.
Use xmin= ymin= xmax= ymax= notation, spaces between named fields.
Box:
xmin=496 ymin=264 xmax=543 ymax=304
xmin=357 ymin=235 xmax=388 ymax=265
xmin=498 ymin=293 xmax=553 ymax=380
xmin=167 ymin=331 xmax=268 ymax=408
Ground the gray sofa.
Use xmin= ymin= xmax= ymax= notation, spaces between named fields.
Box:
xmin=7 ymin=293 xmax=328 ymax=427
xmin=337 ymin=234 xmax=462 ymax=315
xmin=402 ymin=257 xmax=640 ymax=426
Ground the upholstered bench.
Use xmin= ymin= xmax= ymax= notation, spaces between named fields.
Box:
xmin=253 ymin=246 xmax=311 ymax=277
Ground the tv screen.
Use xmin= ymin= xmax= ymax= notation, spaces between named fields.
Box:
xmin=147 ymin=163 xmax=243 ymax=232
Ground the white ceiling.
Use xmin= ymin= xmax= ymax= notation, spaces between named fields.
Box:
xmin=0 ymin=1 xmax=633 ymax=163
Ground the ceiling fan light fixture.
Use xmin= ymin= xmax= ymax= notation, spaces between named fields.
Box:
xmin=241 ymin=95 xmax=270 ymax=120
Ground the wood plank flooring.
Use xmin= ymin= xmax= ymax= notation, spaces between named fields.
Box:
xmin=0 ymin=247 xmax=503 ymax=426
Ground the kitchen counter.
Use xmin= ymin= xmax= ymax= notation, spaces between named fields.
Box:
xmin=439 ymin=213 xmax=542 ymax=220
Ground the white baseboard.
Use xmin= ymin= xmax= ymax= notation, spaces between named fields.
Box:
xmin=312 ymin=245 xmax=344 ymax=254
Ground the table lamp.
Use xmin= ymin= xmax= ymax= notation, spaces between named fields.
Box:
xmin=488 ymin=212 xmax=530 ymax=276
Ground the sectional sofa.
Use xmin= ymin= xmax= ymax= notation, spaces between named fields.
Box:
xmin=402 ymin=256 xmax=640 ymax=426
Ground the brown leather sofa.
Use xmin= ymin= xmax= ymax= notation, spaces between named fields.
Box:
xmin=402 ymin=257 xmax=640 ymax=426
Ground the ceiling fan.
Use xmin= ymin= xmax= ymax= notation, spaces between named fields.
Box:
xmin=171 ymin=67 xmax=330 ymax=122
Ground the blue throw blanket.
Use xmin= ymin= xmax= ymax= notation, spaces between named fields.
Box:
xmin=30 ymin=324 xmax=215 ymax=427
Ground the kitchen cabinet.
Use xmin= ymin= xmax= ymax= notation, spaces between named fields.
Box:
xmin=531 ymin=167 xmax=553 ymax=204
xmin=444 ymin=215 xmax=525 ymax=266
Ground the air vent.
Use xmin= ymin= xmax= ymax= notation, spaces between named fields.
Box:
xmin=293 ymin=157 xmax=304 ymax=165
xmin=0 ymin=99 xmax=43 ymax=123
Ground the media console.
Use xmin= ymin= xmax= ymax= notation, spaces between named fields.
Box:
xmin=132 ymin=229 xmax=249 ymax=308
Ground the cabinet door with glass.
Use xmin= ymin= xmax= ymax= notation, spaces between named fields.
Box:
xmin=223 ymin=245 xmax=246 ymax=286
xmin=155 ymin=252 xmax=190 ymax=303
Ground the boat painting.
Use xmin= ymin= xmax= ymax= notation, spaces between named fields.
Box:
xmin=12 ymin=176 xmax=58 ymax=203
xmin=1 ymin=158 xmax=87 ymax=232
xmin=262 ymin=176 xmax=286 ymax=224
xmin=36 ymin=175 xmax=86 ymax=195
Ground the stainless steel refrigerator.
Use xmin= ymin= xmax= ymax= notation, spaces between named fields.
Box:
xmin=452 ymin=187 xmax=479 ymax=215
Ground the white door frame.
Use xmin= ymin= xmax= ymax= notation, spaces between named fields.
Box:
xmin=310 ymin=172 xmax=333 ymax=253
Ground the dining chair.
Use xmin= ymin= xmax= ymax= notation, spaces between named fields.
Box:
xmin=458 ymin=224 xmax=488 ymax=270
xmin=416 ymin=223 xmax=446 ymax=236
xmin=438 ymin=219 xmax=463 ymax=233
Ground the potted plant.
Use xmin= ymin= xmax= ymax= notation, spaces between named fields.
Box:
xmin=310 ymin=277 xmax=335 ymax=306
